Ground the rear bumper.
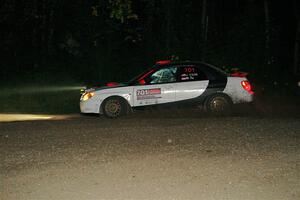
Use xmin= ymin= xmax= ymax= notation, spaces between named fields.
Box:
xmin=231 ymin=91 xmax=254 ymax=104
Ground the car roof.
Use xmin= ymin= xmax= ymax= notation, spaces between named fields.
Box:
xmin=155 ymin=60 xmax=214 ymax=68
xmin=154 ymin=61 xmax=228 ymax=76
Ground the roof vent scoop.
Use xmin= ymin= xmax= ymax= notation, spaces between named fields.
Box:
xmin=106 ymin=82 xmax=119 ymax=87
xmin=156 ymin=60 xmax=171 ymax=65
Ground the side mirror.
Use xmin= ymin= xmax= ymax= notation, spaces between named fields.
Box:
xmin=139 ymin=79 xmax=146 ymax=85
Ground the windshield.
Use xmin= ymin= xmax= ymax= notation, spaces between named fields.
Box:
xmin=127 ymin=66 xmax=156 ymax=85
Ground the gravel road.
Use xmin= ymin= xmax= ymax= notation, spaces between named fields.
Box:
xmin=1 ymin=114 xmax=300 ymax=200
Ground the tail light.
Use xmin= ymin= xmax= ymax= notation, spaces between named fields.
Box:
xmin=241 ymin=80 xmax=254 ymax=94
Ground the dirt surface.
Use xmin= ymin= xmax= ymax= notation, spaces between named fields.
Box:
xmin=1 ymin=114 xmax=300 ymax=200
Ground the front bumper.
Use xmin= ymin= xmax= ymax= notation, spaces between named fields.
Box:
xmin=80 ymin=99 xmax=101 ymax=114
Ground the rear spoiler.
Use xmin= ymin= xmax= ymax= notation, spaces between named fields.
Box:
xmin=230 ymin=72 xmax=248 ymax=77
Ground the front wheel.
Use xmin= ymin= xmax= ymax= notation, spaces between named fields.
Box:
xmin=102 ymin=97 xmax=127 ymax=118
xmin=204 ymin=94 xmax=232 ymax=116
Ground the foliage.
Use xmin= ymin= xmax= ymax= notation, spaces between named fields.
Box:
xmin=0 ymin=0 xmax=298 ymax=87
xmin=109 ymin=0 xmax=138 ymax=23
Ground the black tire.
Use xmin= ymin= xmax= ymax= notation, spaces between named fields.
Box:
xmin=102 ymin=97 xmax=127 ymax=118
xmin=204 ymin=94 xmax=233 ymax=116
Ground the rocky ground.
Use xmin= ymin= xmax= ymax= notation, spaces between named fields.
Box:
xmin=1 ymin=114 xmax=299 ymax=200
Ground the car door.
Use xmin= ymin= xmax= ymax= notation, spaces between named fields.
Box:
xmin=175 ymin=65 xmax=209 ymax=101
xmin=133 ymin=66 xmax=177 ymax=107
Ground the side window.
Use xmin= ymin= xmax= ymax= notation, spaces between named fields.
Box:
xmin=147 ymin=66 xmax=177 ymax=84
xmin=178 ymin=66 xmax=207 ymax=82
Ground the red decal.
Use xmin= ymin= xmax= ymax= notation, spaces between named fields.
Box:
xmin=138 ymin=69 xmax=154 ymax=81
xmin=156 ymin=60 xmax=171 ymax=65
xmin=136 ymin=88 xmax=161 ymax=100
xmin=148 ymin=88 xmax=161 ymax=95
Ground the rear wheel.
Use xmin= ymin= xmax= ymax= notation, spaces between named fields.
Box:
xmin=205 ymin=94 xmax=232 ymax=116
xmin=102 ymin=97 xmax=127 ymax=118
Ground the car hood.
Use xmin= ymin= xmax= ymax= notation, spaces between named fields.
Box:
xmin=85 ymin=83 xmax=128 ymax=93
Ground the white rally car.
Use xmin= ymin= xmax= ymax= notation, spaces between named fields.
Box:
xmin=80 ymin=60 xmax=254 ymax=118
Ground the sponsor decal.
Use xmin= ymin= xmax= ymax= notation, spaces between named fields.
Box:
xmin=180 ymin=73 xmax=198 ymax=81
xmin=180 ymin=67 xmax=199 ymax=81
xmin=136 ymin=88 xmax=161 ymax=100
xmin=184 ymin=67 xmax=196 ymax=73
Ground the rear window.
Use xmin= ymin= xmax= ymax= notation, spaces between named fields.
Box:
xmin=198 ymin=63 xmax=227 ymax=80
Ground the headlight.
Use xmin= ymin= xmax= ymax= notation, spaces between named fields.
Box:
xmin=80 ymin=88 xmax=86 ymax=95
xmin=81 ymin=92 xmax=95 ymax=101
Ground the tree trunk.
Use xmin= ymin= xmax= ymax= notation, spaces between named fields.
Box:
xmin=264 ymin=0 xmax=271 ymax=65
xmin=201 ymin=0 xmax=208 ymax=42
xmin=294 ymin=21 xmax=300 ymax=75
xmin=293 ymin=0 xmax=300 ymax=76
xmin=200 ymin=0 xmax=208 ymax=60
xmin=162 ymin=0 xmax=172 ymax=56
